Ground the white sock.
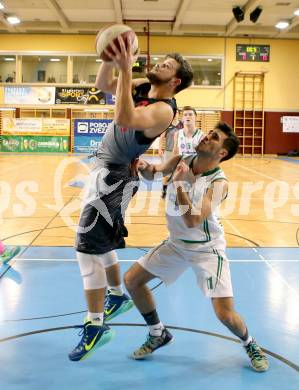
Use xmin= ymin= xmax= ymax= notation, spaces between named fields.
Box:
xmin=242 ymin=335 xmax=253 ymax=346
xmin=109 ymin=284 xmax=124 ymax=295
xmin=87 ymin=312 xmax=104 ymax=325
xmin=149 ymin=322 xmax=164 ymax=336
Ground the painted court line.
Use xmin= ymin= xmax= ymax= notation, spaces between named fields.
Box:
xmin=225 ymin=219 xmax=299 ymax=297
xmin=10 ymin=258 xmax=299 ymax=262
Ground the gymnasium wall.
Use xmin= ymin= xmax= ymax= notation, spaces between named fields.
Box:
xmin=0 ymin=34 xmax=298 ymax=153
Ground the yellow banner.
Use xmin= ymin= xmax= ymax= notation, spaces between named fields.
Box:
xmin=2 ymin=118 xmax=70 ymax=135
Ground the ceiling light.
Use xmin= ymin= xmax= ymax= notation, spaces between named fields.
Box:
xmin=50 ymin=58 xmax=61 ymax=62
xmin=208 ymin=58 xmax=213 ymax=62
xmin=6 ymin=16 xmax=20 ymax=25
xmin=153 ymin=57 xmax=159 ymax=61
xmin=232 ymin=7 xmax=244 ymax=23
xmin=294 ymin=9 xmax=299 ymax=16
xmin=0 ymin=2 xmax=4 ymax=10
xmin=95 ymin=59 xmax=102 ymax=62
xmin=4 ymin=58 xmax=15 ymax=61
xmin=275 ymin=21 xmax=290 ymax=29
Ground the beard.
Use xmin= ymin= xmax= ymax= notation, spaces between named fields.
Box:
xmin=146 ymin=70 xmax=172 ymax=86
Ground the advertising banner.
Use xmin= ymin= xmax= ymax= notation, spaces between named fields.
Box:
xmin=55 ymin=87 xmax=106 ymax=105
xmin=0 ymin=135 xmax=70 ymax=153
xmin=4 ymin=86 xmax=55 ymax=105
xmin=73 ymin=119 xmax=112 ymax=153
xmin=73 ymin=135 xmax=103 ymax=153
xmin=74 ymin=119 xmax=112 ymax=136
xmin=2 ymin=118 xmax=70 ymax=135
xmin=41 ymin=118 xmax=70 ymax=135
xmin=105 ymin=93 xmax=115 ymax=105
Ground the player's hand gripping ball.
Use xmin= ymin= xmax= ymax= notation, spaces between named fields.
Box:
xmin=96 ymin=24 xmax=139 ymax=62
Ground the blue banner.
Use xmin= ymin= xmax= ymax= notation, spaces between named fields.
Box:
xmin=73 ymin=119 xmax=113 ymax=153
xmin=74 ymin=119 xmax=112 ymax=136
xmin=74 ymin=135 xmax=103 ymax=153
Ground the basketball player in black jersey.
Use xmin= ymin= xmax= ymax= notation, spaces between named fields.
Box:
xmin=69 ymin=35 xmax=193 ymax=361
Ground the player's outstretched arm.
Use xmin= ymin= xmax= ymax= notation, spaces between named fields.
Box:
xmin=137 ymin=155 xmax=181 ymax=181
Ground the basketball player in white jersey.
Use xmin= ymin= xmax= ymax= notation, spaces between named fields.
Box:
xmin=158 ymin=111 xmax=182 ymax=198
xmin=124 ymin=122 xmax=269 ymax=372
xmin=173 ymin=106 xmax=203 ymax=156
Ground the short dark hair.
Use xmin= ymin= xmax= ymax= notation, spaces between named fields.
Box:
xmin=182 ymin=106 xmax=197 ymax=116
xmin=215 ymin=121 xmax=240 ymax=162
xmin=166 ymin=53 xmax=193 ymax=93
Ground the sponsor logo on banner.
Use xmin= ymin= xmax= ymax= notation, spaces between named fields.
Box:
xmin=4 ymin=86 xmax=55 ymax=105
xmin=55 ymin=87 xmax=106 ymax=104
xmin=106 ymin=93 xmax=115 ymax=105
xmin=74 ymin=119 xmax=112 ymax=135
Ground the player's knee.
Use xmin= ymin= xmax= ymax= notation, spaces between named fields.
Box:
xmin=99 ymin=251 xmax=118 ymax=268
xmin=124 ymin=269 xmax=138 ymax=292
xmin=77 ymin=252 xmax=107 ymax=290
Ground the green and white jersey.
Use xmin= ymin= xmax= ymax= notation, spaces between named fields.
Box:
xmin=177 ymin=128 xmax=203 ymax=156
xmin=166 ymin=155 xmax=228 ymax=250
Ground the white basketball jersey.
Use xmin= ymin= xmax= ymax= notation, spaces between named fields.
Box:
xmin=166 ymin=155 xmax=227 ymax=250
xmin=177 ymin=129 xmax=203 ymax=156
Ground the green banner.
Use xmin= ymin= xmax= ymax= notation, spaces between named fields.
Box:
xmin=0 ymin=135 xmax=70 ymax=153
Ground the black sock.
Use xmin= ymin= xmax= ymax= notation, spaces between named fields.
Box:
xmin=162 ymin=184 xmax=167 ymax=192
xmin=141 ymin=309 xmax=160 ymax=326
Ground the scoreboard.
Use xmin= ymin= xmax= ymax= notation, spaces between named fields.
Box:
xmin=236 ymin=44 xmax=270 ymax=62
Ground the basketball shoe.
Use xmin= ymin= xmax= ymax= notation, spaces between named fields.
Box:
xmin=132 ymin=328 xmax=174 ymax=359
xmin=104 ymin=290 xmax=134 ymax=321
xmin=69 ymin=321 xmax=115 ymax=361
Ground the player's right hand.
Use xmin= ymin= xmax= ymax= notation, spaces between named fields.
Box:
xmin=136 ymin=159 xmax=149 ymax=171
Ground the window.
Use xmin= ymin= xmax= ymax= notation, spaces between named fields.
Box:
xmin=0 ymin=55 xmax=16 ymax=83
xmin=186 ymin=57 xmax=223 ymax=87
xmin=73 ymin=56 xmax=100 ymax=84
xmin=150 ymin=55 xmax=223 ymax=87
xmin=22 ymin=55 xmax=67 ymax=83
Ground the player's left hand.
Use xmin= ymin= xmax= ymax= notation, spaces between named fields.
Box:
xmin=173 ymin=160 xmax=189 ymax=182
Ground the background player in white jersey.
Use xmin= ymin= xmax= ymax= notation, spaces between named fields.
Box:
xmin=173 ymin=106 xmax=203 ymax=156
xmin=124 ymin=122 xmax=269 ymax=372
xmin=158 ymin=111 xmax=183 ymax=198
xmin=69 ymin=34 xmax=193 ymax=361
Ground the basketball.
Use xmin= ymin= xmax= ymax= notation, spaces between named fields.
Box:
xmin=96 ymin=24 xmax=138 ymax=62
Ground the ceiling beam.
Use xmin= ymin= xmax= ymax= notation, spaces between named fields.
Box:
xmin=172 ymin=0 xmax=192 ymax=34
xmin=225 ymin=0 xmax=261 ymax=37
xmin=113 ymin=0 xmax=123 ymax=24
xmin=44 ymin=0 xmax=71 ymax=32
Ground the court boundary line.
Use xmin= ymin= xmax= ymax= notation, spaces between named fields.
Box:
xmin=7 ymin=258 xmax=299 ymax=263
xmin=0 ymin=323 xmax=297 ymax=372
